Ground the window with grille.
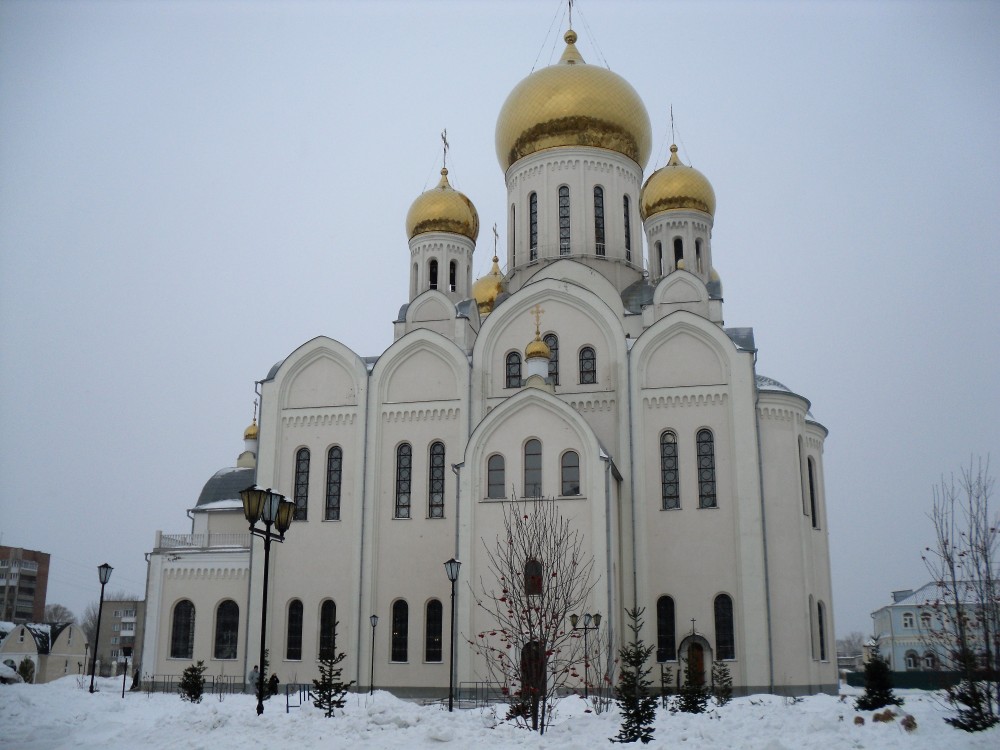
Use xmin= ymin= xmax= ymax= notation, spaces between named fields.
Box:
xmin=425 ymin=600 xmax=443 ymax=662
xmin=714 ymin=594 xmax=735 ymax=660
xmin=319 ymin=600 xmax=336 ymax=660
xmin=623 ymin=195 xmax=632 ymax=261
xmin=660 ymin=432 xmax=680 ymax=509
xmin=170 ymin=600 xmax=195 ymax=659
xmin=697 ymin=430 xmax=717 ymax=508
xmin=428 ymin=441 xmax=445 ymax=518
xmin=326 ymin=446 xmax=342 ymax=521
xmin=294 ymin=447 xmax=310 ymax=520
xmin=594 ymin=186 xmax=605 ymax=255
xmin=395 ymin=443 xmax=412 ymax=518
xmin=656 ymin=596 xmax=676 ymax=661
xmin=505 ymin=352 xmax=522 ymax=388
xmin=561 ymin=451 xmax=580 ymax=496
xmin=286 ymin=600 xmax=303 ymax=660
xmin=214 ymin=600 xmax=239 ymax=660
xmin=543 ymin=333 xmax=559 ymax=385
xmin=529 ymin=193 xmax=538 ymax=260
xmin=558 ymin=186 xmax=570 ymax=254
xmin=524 ymin=439 xmax=542 ymax=497
xmin=579 ymin=346 xmax=596 ymax=384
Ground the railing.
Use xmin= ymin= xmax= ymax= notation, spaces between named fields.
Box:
xmin=285 ymin=683 xmax=314 ymax=713
xmin=142 ymin=673 xmax=246 ymax=696
xmin=458 ymin=681 xmax=506 ymax=708
xmin=517 ymin=242 xmax=643 ymax=270
xmin=156 ymin=533 xmax=252 ymax=550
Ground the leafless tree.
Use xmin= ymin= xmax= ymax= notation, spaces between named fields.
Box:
xmin=922 ymin=456 xmax=999 ymax=730
xmin=81 ymin=602 xmax=100 ymax=648
xmin=43 ymin=603 xmax=76 ymax=624
xmin=836 ymin=631 xmax=866 ymax=658
xmin=469 ymin=496 xmax=596 ymax=734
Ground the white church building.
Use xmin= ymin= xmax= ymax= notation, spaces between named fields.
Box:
xmin=142 ymin=27 xmax=836 ymax=697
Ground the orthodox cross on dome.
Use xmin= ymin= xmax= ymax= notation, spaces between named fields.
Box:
xmin=670 ymin=104 xmax=675 ymax=145
xmin=252 ymin=398 xmax=258 ymax=423
xmin=492 ymin=223 xmax=499 ymax=261
xmin=529 ymin=303 xmax=545 ymax=337
xmin=441 ymin=128 xmax=449 ymax=170
xmin=568 ymin=0 xmax=574 ymax=28
xmin=690 ymin=618 xmax=697 ymax=635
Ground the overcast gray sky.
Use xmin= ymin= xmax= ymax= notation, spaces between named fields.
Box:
xmin=1 ymin=0 xmax=997 ymax=639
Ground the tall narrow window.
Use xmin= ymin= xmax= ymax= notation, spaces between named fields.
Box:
xmin=656 ymin=596 xmax=676 ymax=661
xmin=695 ymin=238 xmax=703 ymax=273
xmin=660 ymin=431 xmax=680 ymax=509
xmin=623 ymin=195 xmax=632 ymax=262
xmin=428 ymin=441 xmax=445 ymax=518
xmin=213 ymin=600 xmax=239 ymax=660
xmin=294 ymin=447 xmax=310 ymax=520
xmin=487 ymin=454 xmax=506 ymax=499
xmin=429 ymin=259 xmax=438 ymax=290
xmin=697 ymin=429 xmax=717 ymax=508
xmin=505 ymin=352 xmax=522 ymax=388
xmin=655 ymin=241 xmax=663 ymax=276
xmin=395 ymin=443 xmax=412 ymax=519
xmin=525 ymin=559 xmax=543 ymax=596
xmin=170 ymin=600 xmax=195 ymax=659
xmin=529 ymin=192 xmax=538 ymax=260
xmin=798 ymin=438 xmax=808 ymax=516
xmin=808 ymin=457 xmax=819 ymax=529
xmin=449 ymin=261 xmax=457 ymax=292
xmin=286 ymin=599 xmax=303 ymax=660
xmin=319 ymin=600 xmax=336 ymax=659
xmin=593 ymin=186 xmax=606 ymax=255
xmin=558 ymin=186 xmax=571 ymax=254
xmin=425 ymin=600 xmax=443 ymax=662
xmin=325 ymin=446 xmax=342 ymax=521
xmin=524 ymin=439 xmax=542 ymax=497
xmin=561 ymin=451 xmax=580 ymax=496
xmin=510 ymin=204 xmax=516 ymax=267
xmin=391 ymin=600 xmax=408 ymax=662
xmin=543 ymin=333 xmax=559 ymax=384
xmin=579 ymin=346 xmax=596 ymax=384
xmin=817 ymin=601 xmax=827 ymax=661
xmin=673 ymin=237 xmax=684 ymax=266
xmin=714 ymin=594 xmax=735 ymax=660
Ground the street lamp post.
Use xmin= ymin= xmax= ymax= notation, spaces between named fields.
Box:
xmin=443 ymin=557 xmax=461 ymax=712
xmin=369 ymin=614 xmax=378 ymax=695
xmin=570 ymin=612 xmax=601 ymax=698
xmin=240 ymin=485 xmax=295 ymax=716
xmin=89 ymin=563 xmax=113 ymax=693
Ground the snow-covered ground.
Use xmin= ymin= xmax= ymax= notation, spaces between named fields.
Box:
xmin=2 ymin=678 xmax=998 ymax=749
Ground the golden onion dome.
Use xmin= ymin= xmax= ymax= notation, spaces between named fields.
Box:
xmin=640 ymin=144 xmax=716 ymax=219
xmin=405 ymin=167 xmax=480 ymax=242
xmin=495 ymin=29 xmax=652 ymax=172
xmin=525 ymin=333 xmax=551 ymax=360
xmin=243 ymin=419 xmax=258 ymax=440
xmin=471 ymin=255 xmax=506 ymax=315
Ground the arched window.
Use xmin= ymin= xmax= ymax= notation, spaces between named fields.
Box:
xmin=412 ymin=263 xmax=418 ymax=297
xmin=425 ymin=600 xmax=443 ymax=662
xmin=429 ymin=259 xmax=438 ymax=290
xmin=558 ymin=185 xmax=571 ymax=254
xmin=807 ymin=457 xmax=819 ymax=528
xmin=524 ymin=439 xmax=542 ymax=497
xmin=902 ymin=612 xmax=915 ymax=628
xmin=817 ymin=601 xmax=827 ymax=661
xmin=673 ymin=237 xmax=683 ymax=267
xmin=286 ymin=599 xmax=303 ymax=660
xmin=543 ymin=333 xmax=559 ymax=384
xmin=798 ymin=437 xmax=808 ymax=516
xmin=697 ymin=429 xmax=717 ymax=508
xmin=505 ymin=352 xmax=522 ymax=389
xmin=923 ymin=651 xmax=937 ymax=669
xmin=660 ymin=431 xmax=680 ymax=509
xmin=294 ymin=447 xmax=310 ymax=520
xmin=695 ymin=238 xmax=703 ymax=273
xmin=655 ymin=241 xmax=663 ymax=276
xmin=579 ymin=346 xmax=596 ymax=384
xmin=656 ymin=596 xmax=676 ymax=661
xmin=319 ymin=600 xmax=337 ymax=660
xmin=325 ymin=446 xmax=342 ymax=521
xmin=391 ymin=600 xmax=408 ymax=662
xmin=487 ymin=454 xmax=506 ymax=499
xmin=395 ymin=443 xmax=412 ymax=518
xmin=594 ymin=186 xmax=606 ymax=255
xmin=170 ymin=600 xmax=195 ymax=659
xmin=920 ymin=612 xmax=931 ymax=629
xmin=428 ymin=441 xmax=445 ymax=518
xmin=623 ymin=195 xmax=632 ymax=262
xmin=529 ymin=192 xmax=538 ymax=260
xmin=524 ymin=559 xmax=543 ymax=596
xmin=449 ymin=261 xmax=457 ymax=292
xmin=561 ymin=451 xmax=580 ymax=496
xmin=510 ymin=204 xmax=516 ymax=267
xmin=905 ymin=650 xmax=918 ymax=670
xmin=213 ymin=600 xmax=239 ymax=660
xmin=714 ymin=594 xmax=735 ymax=660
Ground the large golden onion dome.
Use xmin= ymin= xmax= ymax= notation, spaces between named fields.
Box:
xmin=471 ymin=255 xmax=506 ymax=315
xmin=495 ymin=30 xmax=652 ymax=172
xmin=640 ymin=144 xmax=716 ymax=219
xmin=405 ymin=167 xmax=480 ymax=242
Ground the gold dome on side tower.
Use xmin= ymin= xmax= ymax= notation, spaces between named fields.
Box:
xmin=405 ymin=167 xmax=480 ymax=242
xmin=495 ymin=30 xmax=652 ymax=172
xmin=243 ymin=419 xmax=258 ymax=440
xmin=640 ymin=144 xmax=716 ymax=219
xmin=472 ymin=255 xmax=506 ymax=315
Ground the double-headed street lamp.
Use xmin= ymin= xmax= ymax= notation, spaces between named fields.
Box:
xmin=443 ymin=557 xmax=461 ymax=712
xmin=570 ymin=612 xmax=601 ymax=698
xmin=89 ymin=563 xmax=113 ymax=693
xmin=240 ymin=485 xmax=295 ymax=716
xmin=369 ymin=614 xmax=379 ymax=695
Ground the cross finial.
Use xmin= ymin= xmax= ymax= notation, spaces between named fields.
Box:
xmin=252 ymin=398 xmax=258 ymax=423
xmin=691 ymin=617 xmax=696 ymax=635
xmin=670 ymin=104 xmax=675 ymax=145
xmin=441 ymin=128 xmax=449 ymax=169
xmin=529 ymin=303 xmax=545 ymax=336
xmin=492 ymin=223 xmax=499 ymax=259
xmin=568 ymin=0 xmax=574 ymax=28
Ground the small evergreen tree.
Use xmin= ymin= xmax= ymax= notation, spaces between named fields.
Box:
xmin=711 ymin=661 xmax=733 ymax=706
xmin=17 ymin=657 xmax=35 ymax=684
xmin=255 ymin=649 xmax=270 ymax=702
xmin=943 ymin=649 xmax=999 ymax=732
xmin=312 ymin=620 xmax=355 ymax=717
xmin=674 ymin=657 xmax=709 ymax=714
xmin=611 ymin=607 xmax=657 ymax=744
xmin=854 ymin=642 xmax=902 ymax=711
xmin=178 ymin=660 xmax=207 ymax=703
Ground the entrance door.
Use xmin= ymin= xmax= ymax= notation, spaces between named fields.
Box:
xmin=687 ymin=643 xmax=705 ymax=686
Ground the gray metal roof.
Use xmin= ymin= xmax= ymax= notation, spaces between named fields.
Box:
xmin=621 ymin=278 xmax=654 ymax=314
xmin=196 ymin=467 xmax=255 ymax=507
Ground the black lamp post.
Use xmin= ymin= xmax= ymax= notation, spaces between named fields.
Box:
xmin=369 ymin=614 xmax=378 ymax=695
xmin=443 ymin=557 xmax=461 ymax=712
xmin=240 ymin=485 xmax=295 ymax=716
xmin=570 ymin=612 xmax=601 ymax=698
xmin=89 ymin=562 xmax=113 ymax=693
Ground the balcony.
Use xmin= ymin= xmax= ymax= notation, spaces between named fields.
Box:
xmin=154 ymin=532 xmax=252 ymax=552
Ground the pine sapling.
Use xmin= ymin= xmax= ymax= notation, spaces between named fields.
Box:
xmin=312 ymin=620 xmax=355 ymax=718
xmin=178 ymin=661 xmax=207 ymax=703
xmin=612 ymin=607 xmax=657 ymax=744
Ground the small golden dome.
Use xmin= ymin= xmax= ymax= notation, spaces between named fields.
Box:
xmin=405 ymin=167 xmax=480 ymax=242
xmin=244 ymin=419 xmax=258 ymax=440
xmin=495 ymin=29 xmax=652 ymax=171
xmin=640 ymin=144 xmax=716 ymax=219
xmin=525 ymin=334 xmax=551 ymax=360
xmin=471 ymin=255 xmax=506 ymax=315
